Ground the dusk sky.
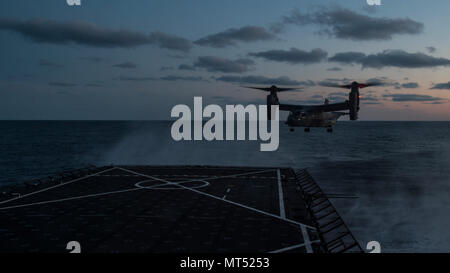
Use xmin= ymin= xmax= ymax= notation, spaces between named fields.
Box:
xmin=1 ymin=0 xmax=450 ymax=120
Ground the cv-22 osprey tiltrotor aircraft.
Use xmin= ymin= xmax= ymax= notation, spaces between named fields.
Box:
xmin=244 ymin=81 xmax=381 ymax=132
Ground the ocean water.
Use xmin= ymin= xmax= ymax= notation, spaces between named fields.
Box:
xmin=1 ymin=121 xmax=450 ymax=252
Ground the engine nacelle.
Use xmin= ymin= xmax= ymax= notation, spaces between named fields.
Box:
xmin=266 ymin=92 xmax=279 ymax=120
xmin=348 ymin=88 xmax=360 ymax=120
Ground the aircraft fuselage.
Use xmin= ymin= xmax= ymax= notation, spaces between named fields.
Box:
xmin=286 ymin=111 xmax=346 ymax=127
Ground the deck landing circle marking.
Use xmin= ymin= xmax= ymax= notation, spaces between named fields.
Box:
xmin=135 ymin=180 xmax=210 ymax=190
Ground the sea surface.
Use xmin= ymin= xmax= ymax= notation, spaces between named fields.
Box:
xmin=1 ymin=121 xmax=450 ymax=252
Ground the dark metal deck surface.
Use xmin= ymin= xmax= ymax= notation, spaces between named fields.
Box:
xmin=0 ymin=165 xmax=337 ymax=253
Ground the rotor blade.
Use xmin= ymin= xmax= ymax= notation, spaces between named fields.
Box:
xmin=321 ymin=83 xmax=352 ymax=89
xmin=242 ymin=86 xmax=301 ymax=92
xmin=322 ymin=82 xmax=384 ymax=89
xmin=276 ymin=87 xmax=300 ymax=92
xmin=242 ymin=86 xmax=272 ymax=92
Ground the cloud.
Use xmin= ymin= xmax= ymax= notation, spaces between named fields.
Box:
xmin=329 ymin=50 xmax=450 ymax=69
xmin=159 ymin=75 xmax=207 ymax=82
xmin=269 ymin=22 xmax=285 ymax=34
xmin=282 ymin=7 xmax=423 ymax=40
xmin=328 ymin=52 xmax=366 ymax=64
xmin=0 ymin=18 xmax=150 ymax=47
xmin=113 ymin=62 xmax=137 ymax=69
xmin=117 ymin=76 xmax=157 ymax=82
xmin=383 ymin=94 xmax=443 ymax=102
xmin=248 ymin=48 xmax=327 ymax=64
xmin=0 ymin=18 xmax=192 ymax=51
xmin=116 ymin=75 xmax=206 ymax=82
xmin=38 ymin=59 xmax=63 ymax=68
xmin=360 ymin=96 xmax=380 ymax=101
xmin=194 ymin=25 xmax=275 ymax=48
xmin=326 ymin=67 xmax=342 ymax=71
xmin=327 ymin=92 xmax=347 ymax=97
xmin=362 ymin=5 xmax=379 ymax=14
xmin=431 ymin=82 xmax=450 ymax=90
xmin=216 ymin=75 xmax=315 ymax=86
xmin=178 ymin=64 xmax=196 ymax=71
xmin=366 ymin=77 xmax=393 ymax=86
xmin=194 ymin=56 xmax=254 ymax=73
xmin=362 ymin=50 xmax=450 ymax=69
xmin=326 ymin=91 xmax=348 ymax=102
xmin=148 ymin=31 xmax=192 ymax=52
xmin=49 ymin=82 xmax=77 ymax=87
xmin=317 ymin=77 xmax=392 ymax=88
xmin=426 ymin=46 xmax=436 ymax=53
xmin=401 ymin=82 xmax=419 ymax=89
xmin=317 ymin=78 xmax=353 ymax=86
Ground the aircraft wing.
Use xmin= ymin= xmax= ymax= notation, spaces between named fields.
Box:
xmin=279 ymin=101 xmax=350 ymax=113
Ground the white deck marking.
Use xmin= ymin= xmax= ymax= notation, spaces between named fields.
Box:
xmin=98 ymin=174 xmax=277 ymax=179
xmin=277 ymin=169 xmax=286 ymax=219
xmin=0 ymin=167 xmax=316 ymax=230
xmin=0 ymin=167 xmax=117 ymax=205
xmin=175 ymin=169 xmax=276 ymax=184
xmin=117 ymin=167 xmax=316 ymax=230
xmin=300 ymin=224 xmax=313 ymax=253
xmin=222 ymin=188 xmax=231 ymax=199
xmin=269 ymin=240 xmax=320 ymax=253
xmin=0 ymin=187 xmax=144 ymax=210
xmin=135 ymin=179 xmax=210 ymax=190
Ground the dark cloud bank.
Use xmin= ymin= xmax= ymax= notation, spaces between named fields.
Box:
xmin=249 ymin=48 xmax=327 ymax=64
xmin=383 ymin=94 xmax=443 ymax=102
xmin=431 ymin=82 xmax=450 ymax=90
xmin=195 ymin=25 xmax=275 ymax=48
xmin=401 ymin=82 xmax=419 ymax=89
xmin=426 ymin=46 xmax=437 ymax=53
xmin=282 ymin=7 xmax=424 ymax=40
xmin=329 ymin=50 xmax=450 ymax=69
xmin=0 ymin=18 xmax=192 ymax=52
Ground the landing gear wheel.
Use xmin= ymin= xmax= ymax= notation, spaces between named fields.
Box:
xmin=290 ymin=128 xmax=294 ymax=132
xmin=327 ymin=127 xmax=333 ymax=133
xmin=304 ymin=128 xmax=310 ymax=132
